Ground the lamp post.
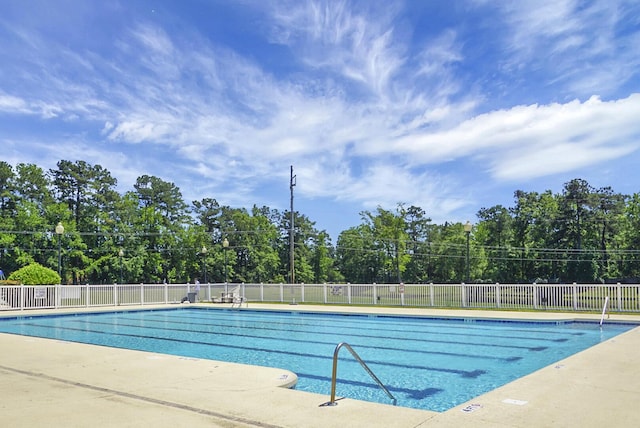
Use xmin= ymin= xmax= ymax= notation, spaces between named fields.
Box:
xmin=464 ymin=221 xmax=472 ymax=283
xmin=201 ymin=245 xmax=208 ymax=283
xmin=289 ymin=165 xmax=296 ymax=284
xmin=223 ymin=238 xmax=229 ymax=286
xmin=55 ymin=222 xmax=64 ymax=280
xmin=118 ymin=249 xmax=124 ymax=284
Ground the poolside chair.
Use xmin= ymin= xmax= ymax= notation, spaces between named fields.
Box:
xmin=229 ymin=286 xmax=248 ymax=308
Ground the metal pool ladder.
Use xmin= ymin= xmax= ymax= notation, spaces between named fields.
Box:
xmin=600 ymin=295 xmax=610 ymax=327
xmin=325 ymin=342 xmax=396 ymax=407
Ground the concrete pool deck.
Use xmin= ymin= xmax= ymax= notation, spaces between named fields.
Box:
xmin=1 ymin=304 xmax=639 ymax=427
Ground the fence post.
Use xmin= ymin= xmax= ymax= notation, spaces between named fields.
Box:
xmin=572 ymin=283 xmax=578 ymax=310
xmin=114 ymin=283 xmax=118 ymax=306
xmin=429 ymin=283 xmax=434 ymax=307
xmin=616 ymin=283 xmax=622 ymax=311
xmin=532 ymin=283 xmax=538 ymax=309
xmin=495 ymin=283 xmax=501 ymax=308
xmin=461 ymin=283 xmax=467 ymax=308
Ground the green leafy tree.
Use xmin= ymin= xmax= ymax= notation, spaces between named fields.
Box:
xmin=335 ymin=225 xmax=376 ymax=283
xmin=476 ymin=205 xmax=513 ymax=282
xmin=402 ymin=206 xmax=434 ymax=283
xmin=49 ymin=161 xmax=121 ymax=283
xmin=16 ymin=163 xmax=54 ymax=208
xmin=0 ymin=161 xmax=16 ymax=213
xmin=132 ymin=175 xmax=191 ymax=283
xmin=50 ymin=160 xmax=118 ymax=228
xmin=13 ymin=164 xmax=60 ymax=271
xmin=0 ymin=162 xmax=17 ymax=272
xmin=592 ymin=186 xmax=626 ymax=280
xmin=217 ymin=206 xmax=281 ymax=283
xmin=555 ymin=179 xmax=598 ymax=282
xmin=310 ymin=230 xmax=341 ymax=283
xmin=621 ymin=193 xmax=640 ymax=278
xmin=520 ymin=190 xmax=559 ymax=282
xmin=362 ymin=206 xmax=410 ymax=283
xmin=428 ymin=222 xmax=469 ymax=283
xmin=276 ymin=210 xmax=330 ymax=283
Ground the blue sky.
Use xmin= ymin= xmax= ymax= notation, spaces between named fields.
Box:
xmin=2 ymin=0 xmax=640 ymax=240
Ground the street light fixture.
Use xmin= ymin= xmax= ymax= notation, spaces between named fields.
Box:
xmin=201 ymin=245 xmax=208 ymax=283
xmin=118 ymin=248 xmax=124 ymax=284
xmin=464 ymin=221 xmax=472 ymax=283
xmin=55 ymin=222 xmax=64 ymax=280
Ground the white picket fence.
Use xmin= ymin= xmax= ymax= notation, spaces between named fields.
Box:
xmin=1 ymin=282 xmax=639 ymax=313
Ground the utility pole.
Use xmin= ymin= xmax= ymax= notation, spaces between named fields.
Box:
xmin=289 ymin=165 xmax=296 ymax=284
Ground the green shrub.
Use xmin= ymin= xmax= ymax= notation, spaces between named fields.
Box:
xmin=7 ymin=263 xmax=61 ymax=285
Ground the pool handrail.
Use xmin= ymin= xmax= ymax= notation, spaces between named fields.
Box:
xmin=600 ymin=296 xmax=610 ymax=327
xmin=325 ymin=342 xmax=397 ymax=407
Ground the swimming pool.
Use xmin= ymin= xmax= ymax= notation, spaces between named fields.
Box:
xmin=0 ymin=308 xmax=634 ymax=412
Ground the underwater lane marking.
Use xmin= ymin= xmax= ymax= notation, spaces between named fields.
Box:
xmin=17 ymin=322 xmax=489 ymax=378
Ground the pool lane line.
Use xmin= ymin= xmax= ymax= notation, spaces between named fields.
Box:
xmin=74 ymin=316 xmax=549 ymax=352
xmin=0 ymin=364 xmax=283 ymax=428
xmin=146 ymin=311 xmax=581 ymax=342
xmin=160 ymin=310 xmax=589 ymax=337
xmin=53 ymin=318 xmax=534 ymax=357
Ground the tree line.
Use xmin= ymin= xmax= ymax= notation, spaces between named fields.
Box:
xmin=1 ymin=160 xmax=639 ymax=284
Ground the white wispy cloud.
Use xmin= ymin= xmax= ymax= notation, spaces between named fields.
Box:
xmin=392 ymin=94 xmax=640 ymax=180
xmin=0 ymin=93 xmax=30 ymax=114
xmin=266 ymin=0 xmax=405 ymax=98
xmin=492 ymin=0 xmax=640 ymax=97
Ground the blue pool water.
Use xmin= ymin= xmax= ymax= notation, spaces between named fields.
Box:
xmin=0 ymin=308 xmax=635 ymax=412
